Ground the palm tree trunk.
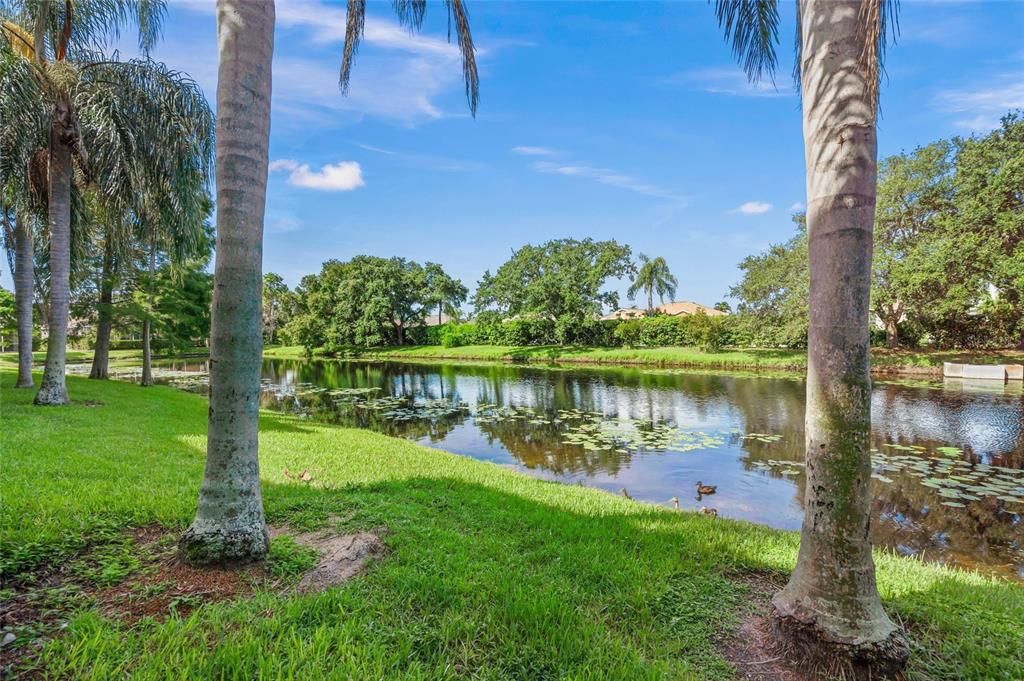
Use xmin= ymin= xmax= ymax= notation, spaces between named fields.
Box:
xmin=141 ymin=243 xmax=155 ymax=387
xmin=89 ymin=235 xmax=115 ymax=380
xmin=771 ymin=0 xmax=908 ymax=673
xmin=35 ymin=98 xmax=74 ymax=406
xmin=14 ymin=213 xmax=35 ymax=388
xmin=180 ymin=0 xmax=274 ymax=565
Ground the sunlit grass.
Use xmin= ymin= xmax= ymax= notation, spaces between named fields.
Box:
xmin=1 ymin=369 xmax=1021 ymax=679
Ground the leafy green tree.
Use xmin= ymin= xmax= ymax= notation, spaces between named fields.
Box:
xmin=947 ymin=113 xmax=1024 ymax=347
xmin=473 ymin=238 xmax=634 ymax=343
xmin=262 ymin=272 xmax=294 ymax=345
xmin=872 ymin=141 xmax=955 ymax=348
xmin=730 ymin=214 xmax=809 ymax=347
xmin=424 ymin=261 xmax=468 ymax=326
xmin=713 ymin=0 xmax=908 ymax=669
xmin=287 ymin=256 xmax=443 ymax=349
xmin=713 ymin=301 xmax=731 ymax=313
xmin=0 ymin=286 xmax=15 ymax=351
xmin=627 ymin=254 xmax=677 ymax=312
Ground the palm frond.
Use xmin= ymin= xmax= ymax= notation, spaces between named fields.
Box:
xmin=1 ymin=0 xmax=167 ymax=62
xmin=338 ymin=0 xmax=365 ymax=95
xmin=73 ymin=54 xmax=212 ymax=266
xmin=858 ymin=0 xmax=899 ymax=112
xmin=339 ymin=0 xmax=479 ymax=116
xmin=444 ymin=0 xmax=478 ymax=115
xmin=713 ymin=0 xmax=780 ymax=85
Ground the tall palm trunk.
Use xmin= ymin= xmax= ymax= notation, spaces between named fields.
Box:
xmin=89 ymin=234 xmax=115 ymax=379
xmin=14 ymin=213 xmax=35 ymax=388
xmin=141 ymin=243 xmax=155 ymax=387
xmin=180 ymin=0 xmax=274 ymax=565
xmin=771 ymin=0 xmax=908 ymax=673
xmin=34 ymin=97 xmax=74 ymax=406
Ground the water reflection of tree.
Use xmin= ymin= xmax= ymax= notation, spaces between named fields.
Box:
xmin=474 ymin=416 xmax=634 ymax=477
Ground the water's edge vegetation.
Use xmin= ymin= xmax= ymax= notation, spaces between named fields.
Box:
xmin=2 ymin=367 xmax=1021 ymax=679
xmin=263 ymin=344 xmax=1024 ymax=376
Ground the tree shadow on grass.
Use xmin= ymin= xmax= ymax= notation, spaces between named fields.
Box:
xmin=255 ymin=473 xmax=1024 ymax=680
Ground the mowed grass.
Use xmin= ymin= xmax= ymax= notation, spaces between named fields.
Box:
xmin=266 ymin=344 xmax=1024 ymax=375
xmin=1 ymin=369 xmax=1022 ymax=679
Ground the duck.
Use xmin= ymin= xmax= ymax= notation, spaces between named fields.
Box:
xmin=670 ymin=496 xmax=680 ymax=510
xmin=696 ymin=481 xmax=717 ymax=496
xmin=620 ymin=487 xmax=633 ymax=500
xmin=700 ymin=506 xmax=718 ymax=517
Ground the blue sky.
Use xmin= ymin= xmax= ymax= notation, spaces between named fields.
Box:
xmin=5 ymin=1 xmax=1024 ymax=308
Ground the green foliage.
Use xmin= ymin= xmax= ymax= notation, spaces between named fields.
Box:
xmin=262 ymin=272 xmax=295 ymax=345
xmin=729 ymin=214 xmax=809 ymax=348
xmin=474 ymin=238 xmax=634 ymax=344
xmin=286 ymin=257 xmax=465 ymax=350
xmin=732 ymin=116 xmax=1024 ymax=350
xmin=627 ymin=254 xmax=678 ymax=311
xmin=0 ymin=287 xmax=15 ymax=350
xmin=267 ymin=536 xmax=318 ymax=580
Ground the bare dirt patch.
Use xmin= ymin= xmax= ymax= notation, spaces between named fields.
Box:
xmin=719 ymin=571 xmax=815 ymax=681
xmin=270 ymin=523 xmax=387 ymax=593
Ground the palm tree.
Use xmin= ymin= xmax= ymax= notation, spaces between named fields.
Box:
xmin=0 ymin=202 xmax=35 ymax=387
xmin=627 ymin=254 xmax=677 ymax=312
xmin=181 ymin=0 xmax=479 ymax=565
xmin=713 ymin=0 xmax=908 ymax=673
xmin=1 ymin=1 xmax=213 ymax=405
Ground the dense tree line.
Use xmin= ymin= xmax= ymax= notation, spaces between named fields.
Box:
xmin=732 ymin=114 xmax=1024 ymax=350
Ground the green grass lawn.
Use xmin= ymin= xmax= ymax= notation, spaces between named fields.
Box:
xmin=266 ymin=343 xmax=1024 ymax=375
xmin=2 ymin=369 xmax=1022 ymax=679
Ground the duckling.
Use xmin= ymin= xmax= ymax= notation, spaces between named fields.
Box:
xmin=696 ymin=481 xmax=717 ymax=496
xmin=700 ymin=506 xmax=718 ymax=517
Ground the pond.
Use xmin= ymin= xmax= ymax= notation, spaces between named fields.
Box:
xmin=92 ymin=358 xmax=1024 ymax=581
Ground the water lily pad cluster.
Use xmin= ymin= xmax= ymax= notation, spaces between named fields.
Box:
xmin=749 ymin=459 xmax=805 ymax=477
xmin=871 ymin=450 xmax=1024 ymax=508
xmin=743 ymin=433 xmax=783 ymax=444
xmin=558 ymin=412 xmax=725 ymax=454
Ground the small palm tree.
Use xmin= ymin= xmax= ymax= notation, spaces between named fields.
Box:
xmin=627 ymin=254 xmax=677 ymax=313
xmin=712 ymin=0 xmax=908 ymax=673
xmin=181 ymin=0 xmax=479 ymax=565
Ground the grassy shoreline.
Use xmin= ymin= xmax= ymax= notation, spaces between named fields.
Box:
xmin=264 ymin=344 xmax=1024 ymax=376
xmin=1 ymin=367 xmax=1021 ymax=679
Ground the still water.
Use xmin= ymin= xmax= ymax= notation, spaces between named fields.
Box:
xmin=140 ymin=358 xmax=1024 ymax=580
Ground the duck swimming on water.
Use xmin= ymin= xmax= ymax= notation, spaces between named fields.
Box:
xmin=696 ymin=481 xmax=717 ymax=496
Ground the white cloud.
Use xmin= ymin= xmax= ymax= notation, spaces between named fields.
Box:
xmin=934 ymin=75 xmax=1024 ymax=132
xmin=270 ymin=159 xmax=365 ymax=191
xmin=730 ymin=201 xmax=773 ymax=215
xmin=532 ymin=161 xmax=684 ymax=202
xmin=788 ymin=202 xmax=805 ymax=213
xmin=660 ymin=67 xmax=792 ymax=98
xmin=512 ymin=146 xmax=556 ymax=156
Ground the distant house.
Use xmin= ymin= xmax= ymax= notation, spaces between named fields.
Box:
xmin=600 ymin=307 xmax=646 ymax=321
xmin=601 ymin=300 xmax=726 ymax=321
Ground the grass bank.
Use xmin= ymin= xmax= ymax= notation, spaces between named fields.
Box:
xmin=265 ymin=344 xmax=1024 ymax=376
xmin=2 ymin=369 xmax=1021 ymax=679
